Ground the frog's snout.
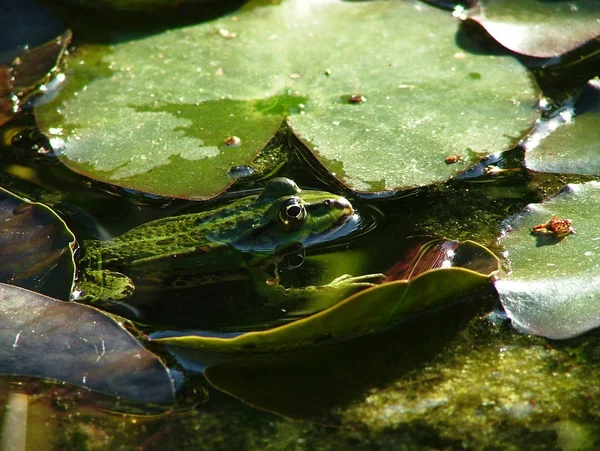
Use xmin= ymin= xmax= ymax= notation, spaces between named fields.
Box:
xmin=334 ymin=197 xmax=354 ymax=216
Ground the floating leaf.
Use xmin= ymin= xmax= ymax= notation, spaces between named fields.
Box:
xmin=0 ymin=283 xmax=175 ymax=404
xmin=0 ymin=31 xmax=71 ymax=127
xmin=152 ymin=239 xmax=499 ymax=353
xmin=0 ymin=187 xmax=76 ymax=299
xmin=201 ymin=296 xmax=485 ymax=421
xmin=383 ymin=236 xmax=499 ymax=282
xmin=36 ymin=0 xmax=538 ymax=199
xmin=464 ymin=0 xmax=600 ymax=58
xmin=524 ymin=79 xmax=600 ymax=175
xmin=496 ymin=182 xmax=600 ymax=339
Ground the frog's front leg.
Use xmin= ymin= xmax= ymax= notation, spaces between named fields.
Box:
xmin=251 ymin=269 xmax=385 ymax=313
xmin=323 ymin=273 xmax=387 ymax=288
xmin=74 ymin=268 xmax=135 ymax=303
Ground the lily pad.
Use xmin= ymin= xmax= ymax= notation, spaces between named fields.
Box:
xmin=496 ymin=181 xmax=600 ymax=339
xmin=524 ymin=79 xmax=600 ymax=175
xmin=0 ymin=186 xmax=76 ymax=299
xmin=152 ymin=239 xmax=499 ymax=353
xmin=464 ymin=0 xmax=600 ymax=58
xmin=0 ymin=283 xmax=175 ymax=403
xmin=36 ymin=0 xmax=539 ymax=199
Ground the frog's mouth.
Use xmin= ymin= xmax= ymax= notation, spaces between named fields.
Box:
xmin=304 ymin=211 xmax=358 ymax=249
xmin=330 ymin=197 xmax=354 ymax=227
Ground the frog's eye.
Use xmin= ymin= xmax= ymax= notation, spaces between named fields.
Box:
xmin=279 ymin=198 xmax=307 ymax=227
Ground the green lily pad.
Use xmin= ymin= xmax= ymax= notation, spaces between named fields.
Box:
xmin=0 ymin=186 xmax=76 ymax=300
xmin=36 ymin=0 xmax=539 ymax=199
xmin=0 ymin=283 xmax=175 ymax=403
xmin=496 ymin=181 xmax=600 ymax=339
xmin=152 ymin=239 xmax=499 ymax=353
xmin=524 ymin=79 xmax=600 ymax=175
xmin=464 ymin=0 xmax=600 ymax=58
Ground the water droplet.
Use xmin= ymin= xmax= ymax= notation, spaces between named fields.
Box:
xmin=218 ymin=28 xmax=237 ymax=39
xmin=227 ymin=165 xmax=255 ymax=179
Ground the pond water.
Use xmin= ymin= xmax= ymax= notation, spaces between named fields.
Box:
xmin=2 ymin=0 xmax=600 ymax=449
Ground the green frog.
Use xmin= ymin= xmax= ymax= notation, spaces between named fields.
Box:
xmin=74 ymin=178 xmax=381 ymax=306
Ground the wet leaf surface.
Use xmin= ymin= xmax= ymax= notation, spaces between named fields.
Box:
xmin=35 ymin=0 xmax=538 ymax=199
xmin=464 ymin=0 xmax=600 ymax=58
xmin=152 ymin=239 xmax=499 ymax=353
xmin=0 ymin=283 xmax=175 ymax=404
xmin=0 ymin=186 xmax=75 ymax=299
xmin=524 ymin=79 xmax=600 ymax=175
xmin=0 ymin=31 xmax=71 ymax=127
xmin=496 ymin=181 xmax=600 ymax=339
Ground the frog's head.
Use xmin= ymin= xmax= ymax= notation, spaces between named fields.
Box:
xmin=233 ymin=178 xmax=355 ymax=253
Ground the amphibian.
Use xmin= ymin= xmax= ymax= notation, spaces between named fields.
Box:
xmin=74 ymin=178 xmax=381 ymax=305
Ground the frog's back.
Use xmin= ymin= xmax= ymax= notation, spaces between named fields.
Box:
xmin=85 ymin=195 xmax=261 ymax=271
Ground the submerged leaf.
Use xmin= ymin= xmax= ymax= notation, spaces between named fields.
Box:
xmin=36 ymin=0 xmax=538 ymax=199
xmin=464 ymin=0 xmax=600 ymax=58
xmin=496 ymin=181 xmax=600 ymax=339
xmin=152 ymin=240 xmax=498 ymax=353
xmin=384 ymin=237 xmax=499 ymax=282
xmin=0 ymin=284 xmax=175 ymax=404
xmin=0 ymin=187 xmax=75 ymax=299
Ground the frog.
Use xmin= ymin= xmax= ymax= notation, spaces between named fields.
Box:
xmin=74 ymin=177 xmax=383 ymax=307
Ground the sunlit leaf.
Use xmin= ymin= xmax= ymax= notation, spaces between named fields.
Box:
xmin=0 ymin=284 xmax=175 ymax=403
xmin=464 ymin=0 xmax=600 ymax=58
xmin=0 ymin=186 xmax=75 ymax=299
xmin=496 ymin=181 xmax=600 ymax=339
xmin=524 ymin=79 xmax=600 ymax=175
xmin=152 ymin=239 xmax=499 ymax=353
xmin=36 ymin=0 xmax=538 ymax=199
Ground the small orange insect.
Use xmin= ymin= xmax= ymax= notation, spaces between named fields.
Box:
xmin=532 ymin=216 xmax=575 ymax=238
xmin=445 ymin=155 xmax=462 ymax=164
xmin=348 ymin=94 xmax=367 ymax=104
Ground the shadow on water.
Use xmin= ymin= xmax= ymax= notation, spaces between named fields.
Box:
xmin=454 ymin=21 xmax=514 ymax=57
xmin=37 ymin=0 xmax=249 ymax=45
xmin=197 ymin=288 xmax=496 ymax=423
